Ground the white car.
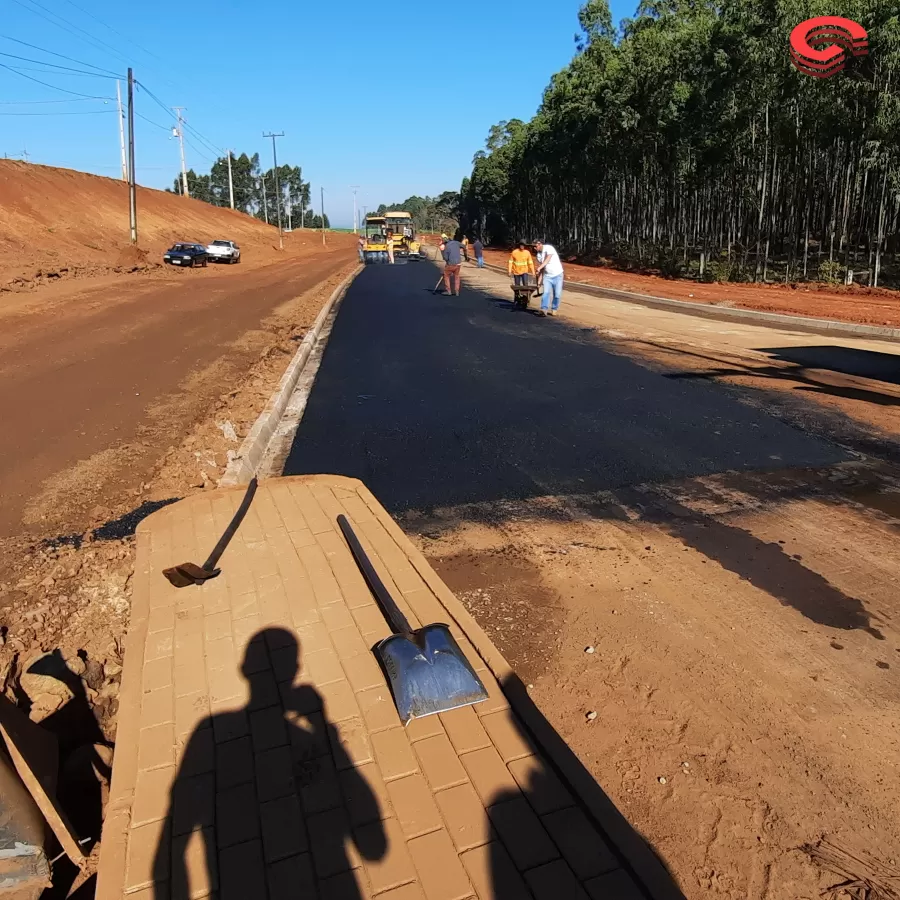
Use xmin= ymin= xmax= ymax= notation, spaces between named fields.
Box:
xmin=206 ymin=240 xmax=241 ymax=264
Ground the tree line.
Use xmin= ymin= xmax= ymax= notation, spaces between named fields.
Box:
xmin=458 ymin=0 xmax=900 ymax=287
xmin=167 ymin=152 xmax=329 ymax=229
xmin=372 ymin=193 xmax=460 ymax=233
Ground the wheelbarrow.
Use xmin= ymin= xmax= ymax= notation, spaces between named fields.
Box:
xmin=510 ymin=275 xmax=542 ymax=310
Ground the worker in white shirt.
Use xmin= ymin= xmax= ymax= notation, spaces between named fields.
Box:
xmin=534 ymin=239 xmax=564 ymax=317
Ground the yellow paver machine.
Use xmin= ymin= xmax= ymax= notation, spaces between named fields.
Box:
xmin=363 ymin=215 xmax=389 ymax=264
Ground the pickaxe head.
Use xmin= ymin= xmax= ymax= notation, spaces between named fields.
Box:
xmin=162 ymin=563 xmax=221 ymax=588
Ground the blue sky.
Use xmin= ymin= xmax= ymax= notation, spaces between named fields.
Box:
xmin=1 ymin=0 xmax=637 ymax=227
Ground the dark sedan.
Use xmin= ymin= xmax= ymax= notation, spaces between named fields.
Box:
xmin=163 ymin=243 xmax=209 ymax=267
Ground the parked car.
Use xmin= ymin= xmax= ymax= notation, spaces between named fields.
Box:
xmin=163 ymin=243 xmax=209 ymax=267
xmin=206 ymin=239 xmax=241 ymax=264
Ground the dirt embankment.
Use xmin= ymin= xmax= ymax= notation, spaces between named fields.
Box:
xmin=0 ymin=159 xmax=330 ymax=291
xmin=476 ymin=246 xmax=900 ymax=328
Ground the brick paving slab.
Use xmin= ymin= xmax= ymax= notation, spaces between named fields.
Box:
xmin=97 ymin=476 xmax=685 ymax=900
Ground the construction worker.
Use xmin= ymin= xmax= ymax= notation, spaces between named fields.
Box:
xmin=508 ymin=240 xmax=536 ymax=287
xmin=534 ymin=238 xmax=564 ymax=316
xmin=357 ymin=235 xmax=366 ymax=263
xmin=442 ymin=234 xmax=463 ymax=295
xmin=386 ymin=230 xmax=395 ymax=265
xmin=473 ymin=238 xmax=485 ymax=268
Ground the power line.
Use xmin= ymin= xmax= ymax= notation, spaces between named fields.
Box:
xmin=0 ymin=34 xmax=122 ymax=76
xmin=6 ymin=0 xmax=133 ymax=68
xmin=0 ymin=48 xmax=120 ymax=78
xmin=136 ymin=80 xmax=224 ymax=158
xmin=183 ymin=136 xmax=214 ymax=164
xmin=0 ymin=109 xmax=115 ymax=116
xmin=0 ymin=63 xmax=114 ymax=78
xmin=0 ymin=96 xmax=109 ymax=104
xmin=134 ymin=110 xmax=171 ymax=132
xmin=59 ymin=0 xmax=167 ymax=66
xmin=0 ymin=63 xmax=114 ymax=99
xmin=182 ymin=121 xmax=222 ymax=156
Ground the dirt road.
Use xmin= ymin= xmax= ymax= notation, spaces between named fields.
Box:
xmin=0 ymin=247 xmax=353 ymax=540
xmin=286 ymin=261 xmax=900 ymax=899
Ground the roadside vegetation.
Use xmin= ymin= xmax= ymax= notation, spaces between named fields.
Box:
xmin=459 ymin=0 xmax=900 ymax=288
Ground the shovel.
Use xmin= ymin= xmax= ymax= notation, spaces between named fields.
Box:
xmin=163 ymin=477 xmax=258 ymax=587
xmin=337 ymin=515 xmax=488 ymax=725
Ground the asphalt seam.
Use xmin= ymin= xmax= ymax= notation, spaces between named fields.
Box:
xmin=219 ymin=264 xmax=362 ymax=487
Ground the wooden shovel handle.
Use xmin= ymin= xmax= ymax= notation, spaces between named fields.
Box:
xmin=337 ymin=515 xmax=413 ymax=637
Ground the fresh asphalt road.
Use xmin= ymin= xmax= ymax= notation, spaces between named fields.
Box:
xmin=283 ymin=262 xmax=847 ymax=513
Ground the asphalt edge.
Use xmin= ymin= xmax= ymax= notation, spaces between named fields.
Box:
xmin=471 ymin=255 xmax=900 ymax=343
xmin=219 ymin=264 xmax=363 ymax=487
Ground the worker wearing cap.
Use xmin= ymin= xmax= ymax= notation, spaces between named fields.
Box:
xmin=508 ymin=240 xmax=535 ymax=287
xmin=534 ymin=238 xmax=564 ymax=316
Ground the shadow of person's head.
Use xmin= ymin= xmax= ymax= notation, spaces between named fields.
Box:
xmin=155 ymin=625 xmax=388 ymax=900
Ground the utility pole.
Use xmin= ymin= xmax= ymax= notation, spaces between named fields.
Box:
xmin=227 ymin=150 xmax=234 ymax=209
xmin=116 ymin=80 xmax=127 ymax=182
xmin=260 ymin=176 xmax=268 ymax=224
xmin=287 ymin=186 xmax=292 ymax=232
xmin=127 ymin=68 xmax=137 ymax=243
xmin=351 ymin=186 xmax=360 ymax=234
xmin=172 ymin=107 xmax=189 ymax=197
xmin=321 ymin=186 xmax=326 ymax=246
xmin=263 ymin=131 xmax=284 ymax=250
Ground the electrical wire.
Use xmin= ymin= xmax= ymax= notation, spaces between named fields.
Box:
xmin=0 ymin=109 xmax=115 ymax=115
xmin=59 ymin=0 xmax=167 ymax=65
xmin=0 ymin=96 xmax=108 ymax=104
xmin=0 ymin=48 xmax=120 ymax=78
xmin=182 ymin=122 xmax=223 ymax=157
xmin=183 ymin=135 xmax=214 ymax=164
xmin=0 ymin=63 xmax=114 ymax=99
xmin=136 ymin=80 xmax=225 ymax=158
xmin=0 ymin=63 xmax=114 ymax=78
xmin=134 ymin=110 xmax=172 ymax=132
xmin=0 ymin=33 xmax=122 ymax=77
xmin=6 ymin=0 xmax=133 ymax=68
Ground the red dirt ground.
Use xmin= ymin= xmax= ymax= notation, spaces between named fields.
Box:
xmin=477 ymin=246 xmax=900 ymax=328
xmin=0 ymin=160 xmax=332 ymax=289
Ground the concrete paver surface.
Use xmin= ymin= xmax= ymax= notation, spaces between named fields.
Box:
xmin=97 ymin=476 xmax=680 ymax=899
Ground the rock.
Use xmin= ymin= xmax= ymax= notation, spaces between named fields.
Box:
xmin=40 ymin=576 xmax=55 ymax=589
xmin=103 ymin=661 xmax=122 ymax=679
xmin=29 ymin=692 xmax=63 ymax=721
xmin=217 ymin=420 xmax=238 ymax=443
xmin=682 ymin=761 xmax=690 ymax=768
xmin=658 ymin=776 xmax=667 ymax=784
xmin=586 ymin=711 xmax=598 ymax=722
xmin=83 ymin=659 xmax=104 ymax=691
xmin=19 ymin=651 xmax=77 ymax=705
xmin=584 ymin=646 xmax=595 ymax=654
xmin=99 ymin=680 xmax=120 ymax=700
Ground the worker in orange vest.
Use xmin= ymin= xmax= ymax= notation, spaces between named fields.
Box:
xmin=508 ymin=240 xmax=536 ymax=287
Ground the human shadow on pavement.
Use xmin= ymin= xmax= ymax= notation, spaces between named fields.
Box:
xmin=153 ymin=628 xmax=386 ymax=900
xmin=489 ymin=672 xmax=688 ymax=900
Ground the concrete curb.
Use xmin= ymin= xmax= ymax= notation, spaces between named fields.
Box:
xmin=476 ymin=260 xmax=900 ymax=343
xmin=219 ymin=265 xmax=362 ymax=487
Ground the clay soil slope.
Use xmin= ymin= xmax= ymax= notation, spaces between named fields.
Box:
xmin=0 ymin=159 xmax=299 ymax=286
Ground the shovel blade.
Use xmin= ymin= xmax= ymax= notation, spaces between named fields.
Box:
xmin=375 ymin=625 xmax=489 ymax=725
xmin=162 ymin=563 xmax=220 ymax=588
